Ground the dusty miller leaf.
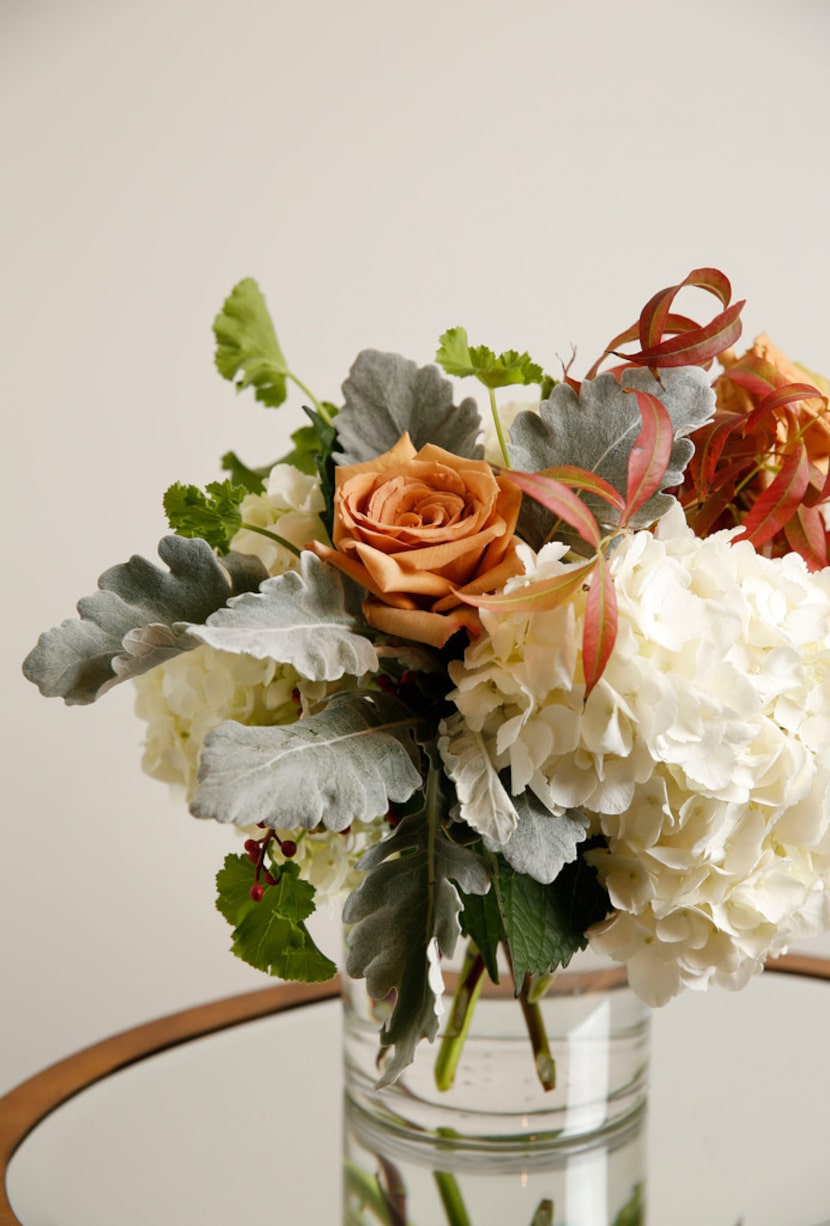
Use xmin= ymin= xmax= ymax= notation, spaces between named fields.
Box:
xmin=437 ymin=712 xmax=518 ymax=845
xmin=192 ymin=552 xmax=378 ymax=681
xmin=335 ymin=350 xmax=483 ymax=464
xmin=191 ymin=691 xmax=423 ymax=832
xmin=508 ymin=366 xmax=715 ymax=541
xmin=344 ymin=786 xmax=490 ymax=1085
xmin=488 ymin=791 xmax=589 ymax=884
xmin=22 ymin=537 xmax=267 ymax=705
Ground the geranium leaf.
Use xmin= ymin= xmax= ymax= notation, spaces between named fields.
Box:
xmin=501 ymin=470 xmax=603 ymax=548
xmin=190 ymin=692 xmax=424 ymax=832
xmin=733 ymin=443 xmax=811 ymax=547
xmin=163 ymin=479 xmax=246 ymax=552
xmin=335 ymin=350 xmax=483 ymax=464
xmin=509 ymin=366 xmax=714 ymax=538
xmin=583 ymin=552 xmax=618 ymax=697
xmin=192 ymin=551 xmax=379 ymax=682
xmin=620 ymin=389 xmax=674 ymax=526
xmin=343 ymin=775 xmax=490 ymax=1085
xmin=22 ymin=537 xmax=267 ymax=706
xmin=496 ymin=845 xmax=610 ymax=985
xmin=216 ymin=855 xmax=336 ymax=982
xmin=494 ymin=792 xmax=590 ymax=885
xmin=436 ymin=327 xmax=544 ymax=389
xmin=213 ymin=278 xmax=289 ymax=408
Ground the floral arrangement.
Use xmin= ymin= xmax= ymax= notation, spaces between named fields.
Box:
xmin=23 ymin=269 xmax=830 ymax=1087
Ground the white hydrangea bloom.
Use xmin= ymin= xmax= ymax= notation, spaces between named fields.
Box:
xmin=134 ymin=644 xmax=303 ymax=798
xmin=449 ymin=504 xmax=830 ymax=1005
xmin=230 ymin=463 xmax=328 ymax=575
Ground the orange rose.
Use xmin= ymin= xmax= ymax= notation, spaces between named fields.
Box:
xmin=716 ymin=333 xmax=830 ymax=465
xmin=309 ymin=434 xmax=523 ymax=648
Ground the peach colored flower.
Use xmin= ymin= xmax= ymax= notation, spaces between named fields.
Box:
xmin=309 ymin=434 xmax=523 ymax=648
xmin=716 ymin=333 xmax=830 ymax=464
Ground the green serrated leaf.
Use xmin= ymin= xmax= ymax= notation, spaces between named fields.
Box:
xmin=163 ymin=479 xmax=246 ymax=552
xmin=496 ymin=840 xmax=610 ymax=987
xmin=458 ymin=884 xmax=505 ymax=984
xmin=213 ymin=277 xmax=289 ymax=408
xmin=216 ymin=854 xmax=336 ymax=982
xmin=436 ymin=326 xmax=544 ymax=390
xmin=220 ymin=450 xmax=271 ymax=495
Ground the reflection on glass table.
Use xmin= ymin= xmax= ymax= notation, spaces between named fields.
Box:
xmin=1 ymin=957 xmax=828 ymax=1226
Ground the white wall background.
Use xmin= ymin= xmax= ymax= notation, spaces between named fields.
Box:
xmin=2 ymin=0 xmax=830 ymax=1096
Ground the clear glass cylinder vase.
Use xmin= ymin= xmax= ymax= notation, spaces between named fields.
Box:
xmin=342 ymin=948 xmax=651 ymax=1226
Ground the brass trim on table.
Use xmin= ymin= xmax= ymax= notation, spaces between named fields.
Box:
xmin=2 ymin=955 xmax=829 ymax=1225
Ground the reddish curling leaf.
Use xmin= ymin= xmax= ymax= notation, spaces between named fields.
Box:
xmin=535 ymin=465 xmax=626 ymax=512
xmin=633 ymin=300 xmax=744 ymax=369
xmin=804 ymin=461 xmax=830 ymax=508
xmin=733 ymin=443 xmax=810 ymax=548
xmin=583 ymin=552 xmax=618 ymax=699
xmin=620 ymin=389 xmax=674 ymax=525
xmin=784 ymin=504 xmax=828 ymax=571
xmin=457 ymin=561 xmax=594 ymax=615
xmin=504 ymin=470 xmax=603 ymax=547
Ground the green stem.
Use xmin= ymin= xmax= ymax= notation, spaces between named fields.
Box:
xmin=288 ymin=371 xmax=332 ymax=423
xmin=238 ymin=521 xmax=302 ymax=557
xmin=434 ymin=941 xmax=487 ymax=1091
xmin=343 ymin=1164 xmax=396 ymax=1225
xmin=433 ymin=1171 xmax=473 ymax=1226
xmin=517 ymin=972 xmax=556 ymax=1091
xmin=489 ymin=387 xmax=512 ymax=468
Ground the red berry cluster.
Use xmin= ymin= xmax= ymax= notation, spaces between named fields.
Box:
xmin=244 ymin=826 xmax=298 ymax=902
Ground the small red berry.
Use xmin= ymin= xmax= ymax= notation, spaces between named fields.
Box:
xmin=280 ymin=839 xmax=297 ymax=858
xmin=263 ymin=870 xmax=277 ymax=886
xmin=375 ymin=674 xmax=394 ymax=693
xmin=400 ymin=670 xmax=417 ymax=687
xmin=340 ymin=825 xmax=351 ymax=836
xmin=244 ymin=838 xmax=259 ymax=854
xmin=249 ymin=884 xmax=264 ymax=902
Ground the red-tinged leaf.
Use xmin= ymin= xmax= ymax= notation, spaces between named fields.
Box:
xmin=633 ymin=299 xmax=745 ymax=369
xmin=504 ymin=471 xmax=603 ymax=547
xmin=536 ymin=465 xmax=625 ymax=512
xmin=620 ymin=389 xmax=674 ymax=525
xmin=583 ymin=553 xmax=618 ymax=699
xmin=804 ymin=461 xmax=830 ymax=508
xmin=733 ymin=443 xmax=811 ymax=548
xmin=721 ymin=361 xmax=783 ymax=399
xmin=695 ymin=414 xmax=746 ymax=494
xmin=457 ymin=562 xmax=595 ymax=615
xmin=784 ymin=504 xmax=828 ymax=571
xmin=639 ymin=269 xmax=731 ymax=352
xmin=750 ymin=381 xmax=827 ymax=421
xmin=687 ymin=486 xmax=739 ymax=538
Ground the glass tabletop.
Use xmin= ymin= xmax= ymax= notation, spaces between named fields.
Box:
xmin=2 ymin=958 xmax=829 ymax=1226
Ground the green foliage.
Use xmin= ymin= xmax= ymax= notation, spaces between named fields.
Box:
xmin=436 ymin=326 xmax=544 ymax=390
xmin=215 ymin=854 xmax=336 ymax=982
xmin=305 ymin=407 xmax=339 ymax=539
xmin=213 ymin=277 xmax=290 ymax=407
xmin=163 ymin=479 xmax=246 ymax=552
xmin=495 ymin=842 xmax=610 ymax=987
xmin=458 ymin=883 xmax=505 ymax=984
xmin=344 ymin=773 xmax=490 ymax=1085
xmin=220 ymin=450 xmax=271 ymax=495
xmin=612 ymin=1182 xmax=645 ymax=1226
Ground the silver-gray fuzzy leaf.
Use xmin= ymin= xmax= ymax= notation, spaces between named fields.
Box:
xmin=22 ymin=538 xmax=267 ymax=706
xmin=335 ymin=350 xmax=483 ymax=464
xmin=508 ymin=366 xmax=714 ymax=538
xmin=191 ymin=552 xmax=378 ymax=681
xmin=190 ymin=692 xmax=423 ymax=832
xmin=343 ymin=809 xmax=490 ymax=1084
xmin=485 ymin=792 xmax=590 ymax=884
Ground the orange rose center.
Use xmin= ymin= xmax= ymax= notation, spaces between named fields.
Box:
xmin=357 ymin=469 xmax=475 ymax=540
